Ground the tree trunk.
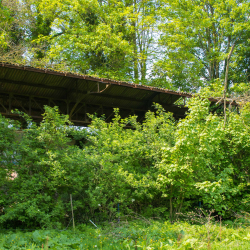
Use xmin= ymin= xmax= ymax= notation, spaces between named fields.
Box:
xmin=223 ymin=43 xmax=236 ymax=127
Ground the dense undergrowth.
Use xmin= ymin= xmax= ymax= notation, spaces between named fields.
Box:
xmin=1 ymin=219 xmax=250 ymax=249
xmin=1 ymin=97 xmax=250 ymax=228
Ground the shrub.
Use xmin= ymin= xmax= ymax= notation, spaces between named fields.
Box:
xmin=1 ymin=98 xmax=250 ymax=228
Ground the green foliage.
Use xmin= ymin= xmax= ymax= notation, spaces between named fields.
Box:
xmin=1 ymin=0 xmax=249 ymax=90
xmin=1 ymin=220 xmax=250 ymax=249
xmin=0 ymin=107 xmax=75 ymax=228
xmin=0 ymin=0 xmax=28 ymax=62
xmin=158 ymin=97 xmax=250 ymax=218
xmin=1 ymin=99 xmax=250 ymax=228
xmin=153 ymin=0 xmax=250 ymax=91
xmin=24 ymin=0 xmax=135 ymax=80
xmin=0 ymin=1 xmax=14 ymax=50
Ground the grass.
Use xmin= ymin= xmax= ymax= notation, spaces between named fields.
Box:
xmin=1 ymin=219 xmax=250 ymax=249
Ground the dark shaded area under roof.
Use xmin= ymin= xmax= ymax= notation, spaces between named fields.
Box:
xmin=0 ymin=62 xmax=221 ymax=126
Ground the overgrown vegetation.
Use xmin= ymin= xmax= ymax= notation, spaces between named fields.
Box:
xmin=1 ymin=218 xmax=250 ymax=249
xmin=1 ymin=97 xmax=250 ymax=229
xmin=1 ymin=0 xmax=250 ymax=247
xmin=1 ymin=0 xmax=249 ymax=89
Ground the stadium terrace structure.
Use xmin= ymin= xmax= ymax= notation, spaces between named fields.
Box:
xmin=0 ymin=63 xmax=233 ymax=126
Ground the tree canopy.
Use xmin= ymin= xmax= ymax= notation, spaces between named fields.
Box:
xmin=0 ymin=0 xmax=249 ymax=92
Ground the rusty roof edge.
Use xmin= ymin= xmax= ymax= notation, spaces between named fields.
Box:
xmin=0 ymin=62 xmax=239 ymax=106
xmin=0 ymin=62 xmax=193 ymax=98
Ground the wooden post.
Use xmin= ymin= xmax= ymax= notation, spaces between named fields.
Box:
xmin=70 ymin=194 xmax=75 ymax=231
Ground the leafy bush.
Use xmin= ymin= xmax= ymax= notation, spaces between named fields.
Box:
xmin=1 ymin=98 xmax=250 ymax=228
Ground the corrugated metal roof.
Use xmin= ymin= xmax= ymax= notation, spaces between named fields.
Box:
xmin=0 ymin=62 xmax=231 ymax=125
xmin=0 ymin=62 xmax=192 ymax=95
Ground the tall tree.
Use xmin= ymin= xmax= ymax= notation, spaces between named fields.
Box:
xmin=230 ymin=30 xmax=250 ymax=84
xmin=27 ymin=0 xmax=134 ymax=79
xmin=152 ymin=0 xmax=250 ymax=92
xmin=23 ymin=0 xmax=160 ymax=82
xmin=0 ymin=0 xmax=26 ymax=62
xmin=126 ymin=0 xmax=159 ymax=83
